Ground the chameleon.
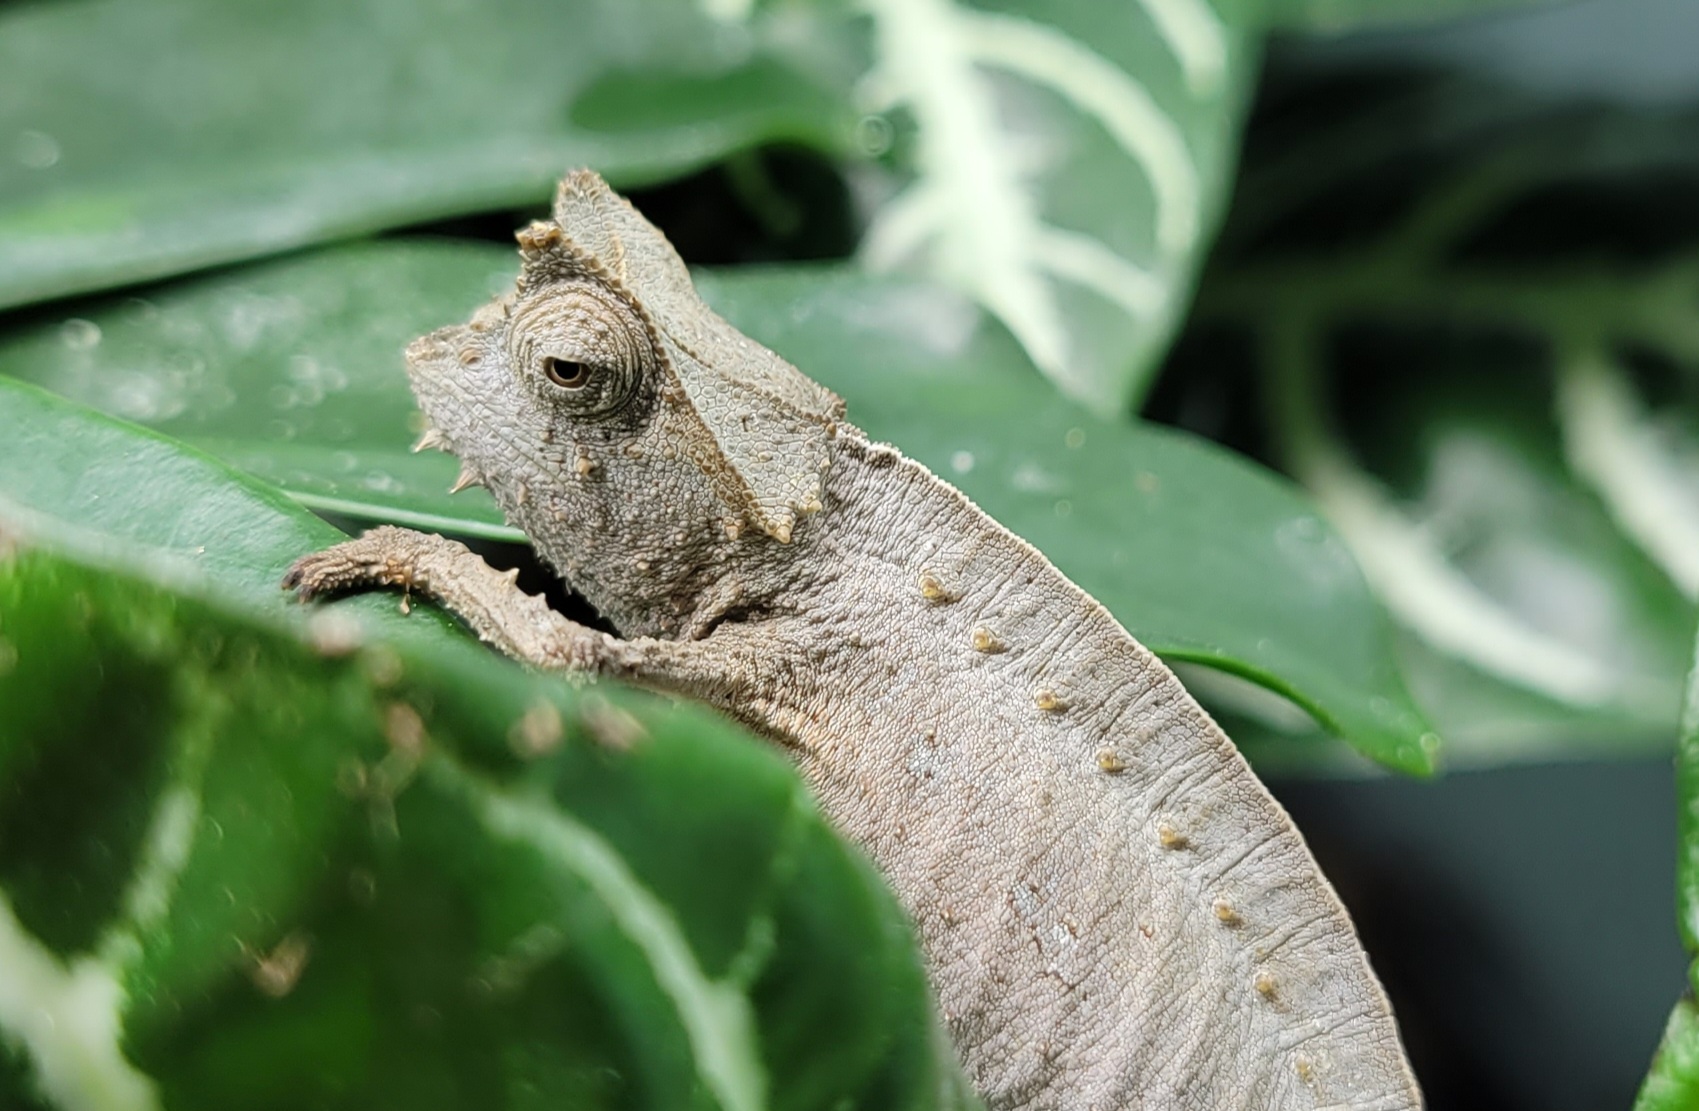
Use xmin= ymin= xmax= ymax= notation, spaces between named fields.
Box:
xmin=284 ymin=170 xmax=1422 ymax=1110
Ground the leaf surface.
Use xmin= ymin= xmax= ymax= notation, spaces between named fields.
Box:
xmin=0 ymin=0 xmax=846 ymax=311
xmin=1632 ymin=627 xmax=1699 ymax=1111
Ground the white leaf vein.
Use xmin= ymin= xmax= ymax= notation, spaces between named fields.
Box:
xmin=857 ymin=0 xmax=1215 ymax=405
xmin=0 ymin=895 xmax=159 ymax=1111
xmin=1557 ymin=347 xmax=1699 ymax=599
xmin=438 ymin=757 xmax=767 ymax=1111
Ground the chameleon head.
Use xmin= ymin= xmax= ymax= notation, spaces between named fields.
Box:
xmin=401 ymin=171 xmax=846 ymax=628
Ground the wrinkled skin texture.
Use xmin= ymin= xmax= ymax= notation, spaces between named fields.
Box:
xmin=286 ymin=172 xmax=1422 ymax=1110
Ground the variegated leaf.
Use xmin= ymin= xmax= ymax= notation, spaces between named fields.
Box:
xmin=847 ymin=0 xmax=1256 ymax=411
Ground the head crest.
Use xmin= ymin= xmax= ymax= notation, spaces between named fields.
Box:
xmin=518 ymin=170 xmax=844 ymax=542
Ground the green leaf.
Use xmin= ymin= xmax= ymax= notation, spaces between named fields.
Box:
xmin=0 ymin=0 xmax=848 ymax=311
xmin=1632 ymin=627 xmax=1699 ymax=1111
xmin=816 ymin=0 xmax=1261 ymax=410
xmin=0 ymin=242 xmax=1436 ymax=773
xmin=1264 ymin=328 xmax=1692 ymax=734
xmin=1394 ymin=630 xmax=1677 ymax=766
xmin=1201 ymin=628 xmax=1680 ymax=777
xmin=1192 ymin=73 xmax=1699 ymax=760
xmin=1637 ymin=998 xmax=1699 ymax=1111
xmin=0 ymin=378 xmax=971 ymax=1111
xmin=0 ymin=243 xmax=526 ymax=543
xmin=1679 ymin=646 xmax=1699 ymax=980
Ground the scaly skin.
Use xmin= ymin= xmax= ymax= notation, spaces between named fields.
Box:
xmin=286 ymin=171 xmax=1421 ymax=1110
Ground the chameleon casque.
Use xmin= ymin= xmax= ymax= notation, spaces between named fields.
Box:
xmin=285 ymin=171 xmax=1421 ymax=1110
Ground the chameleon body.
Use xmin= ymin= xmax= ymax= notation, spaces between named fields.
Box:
xmin=286 ymin=171 xmax=1421 ymax=1110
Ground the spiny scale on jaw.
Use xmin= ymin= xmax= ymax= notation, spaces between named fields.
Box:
xmin=448 ymin=462 xmax=485 ymax=495
xmin=412 ymin=428 xmax=448 ymax=454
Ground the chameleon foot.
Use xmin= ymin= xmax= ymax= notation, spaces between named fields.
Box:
xmin=282 ymin=525 xmax=432 ymax=602
xmin=283 ymin=525 xmax=651 ymax=677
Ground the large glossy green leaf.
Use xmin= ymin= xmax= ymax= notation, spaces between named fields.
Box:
xmin=0 ymin=378 xmax=971 ymax=1111
xmin=0 ymin=0 xmax=847 ymax=311
xmin=0 ymin=243 xmax=524 ymax=543
xmin=0 ymin=242 xmax=1435 ymax=772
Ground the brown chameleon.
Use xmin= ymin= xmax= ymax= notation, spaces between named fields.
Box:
xmin=285 ymin=170 xmax=1421 ymax=1110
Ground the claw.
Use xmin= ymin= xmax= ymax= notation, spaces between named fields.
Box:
xmin=281 ymin=556 xmax=324 ymax=602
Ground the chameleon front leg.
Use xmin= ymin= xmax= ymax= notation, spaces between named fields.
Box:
xmin=282 ymin=526 xmax=705 ymax=688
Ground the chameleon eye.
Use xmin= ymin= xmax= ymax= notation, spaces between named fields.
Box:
xmin=543 ymin=357 xmax=593 ymax=389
